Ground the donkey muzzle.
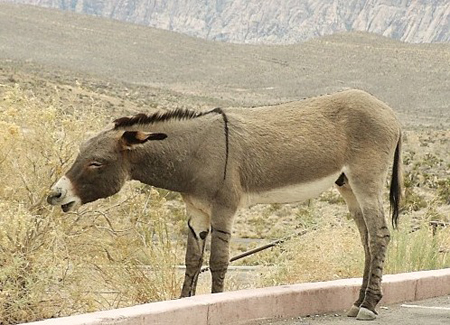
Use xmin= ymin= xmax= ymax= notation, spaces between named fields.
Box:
xmin=47 ymin=176 xmax=81 ymax=212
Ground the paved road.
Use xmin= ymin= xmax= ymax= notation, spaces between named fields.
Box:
xmin=243 ymin=295 xmax=450 ymax=325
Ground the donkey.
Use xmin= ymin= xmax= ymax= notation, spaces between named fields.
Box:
xmin=47 ymin=89 xmax=402 ymax=320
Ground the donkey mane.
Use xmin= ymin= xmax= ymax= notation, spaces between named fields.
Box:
xmin=114 ymin=107 xmax=221 ymax=129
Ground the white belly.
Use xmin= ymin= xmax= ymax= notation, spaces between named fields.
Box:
xmin=242 ymin=171 xmax=341 ymax=207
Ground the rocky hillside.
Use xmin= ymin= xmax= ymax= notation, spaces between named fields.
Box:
xmin=3 ymin=0 xmax=449 ymax=44
xmin=1 ymin=2 xmax=449 ymax=129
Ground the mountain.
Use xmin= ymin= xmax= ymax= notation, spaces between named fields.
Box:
xmin=0 ymin=3 xmax=449 ymax=128
xmin=2 ymin=0 xmax=449 ymax=44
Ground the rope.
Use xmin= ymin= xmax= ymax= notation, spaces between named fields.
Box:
xmin=200 ymin=229 xmax=310 ymax=274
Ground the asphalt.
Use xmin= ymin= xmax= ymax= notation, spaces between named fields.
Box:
xmin=243 ymin=295 xmax=450 ymax=325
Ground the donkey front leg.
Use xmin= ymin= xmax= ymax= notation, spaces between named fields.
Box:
xmin=209 ymin=206 xmax=236 ymax=293
xmin=180 ymin=201 xmax=210 ymax=298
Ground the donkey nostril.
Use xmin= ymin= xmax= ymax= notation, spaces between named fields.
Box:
xmin=47 ymin=190 xmax=63 ymax=205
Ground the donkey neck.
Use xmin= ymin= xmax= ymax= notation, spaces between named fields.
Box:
xmin=127 ymin=113 xmax=223 ymax=193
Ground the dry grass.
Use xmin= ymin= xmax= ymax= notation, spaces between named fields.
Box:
xmin=256 ymin=216 xmax=450 ymax=288
xmin=0 ymin=81 xmax=449 ymax=323
xmin=0 ymin=7 xmax=448 ymax=322
xmin=0 ymin=84 xmax=185 ymax=323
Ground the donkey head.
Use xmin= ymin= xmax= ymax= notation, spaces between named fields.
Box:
xmin=47 ymin=128 xmax=167 ymax=212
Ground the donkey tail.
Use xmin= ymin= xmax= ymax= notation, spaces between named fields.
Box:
xmin=390 ymin=133 xmax=403 ymax=229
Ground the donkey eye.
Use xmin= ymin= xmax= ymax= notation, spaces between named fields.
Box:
xmin=88 ymin=161 xmax=103 ymax=168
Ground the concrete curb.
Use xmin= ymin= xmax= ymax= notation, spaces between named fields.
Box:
xmin=24 ymin=268 xmax=450 ymax=325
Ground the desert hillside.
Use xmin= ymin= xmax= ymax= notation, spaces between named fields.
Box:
xmin=3 ymin=0 xmax=450 ymax=44
xmin=1 ymin=3 xmax=449 ymax=128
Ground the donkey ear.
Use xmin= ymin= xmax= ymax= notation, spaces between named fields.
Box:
xmin=121 ymin=131 xmax=167 ymax=148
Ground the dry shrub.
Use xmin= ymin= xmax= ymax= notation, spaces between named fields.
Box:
xmin=0 ymin=84 xmax=182 ymax=324
xmin=386 ymin=210 xmax=450 ymax=274
xmin=1 ymin=83 xmax=449 ymax=323
xmin=259 ymin=222 xmax=363 ymax=287
xmin=437 ymin=178 xmax=450 ymax=204
xmin=257 ymin=212 xmax=450 ymax=288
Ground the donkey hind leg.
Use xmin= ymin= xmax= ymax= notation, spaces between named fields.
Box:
xmin=180 ymin=202 xmax=210 ymax=298
xmin=336 ymin=181 xmax=370 ymax=318
xmin=351 ymin=180 xmax=391 ymax=320
xmin=209 ymin=205 xmax=236 ymax=293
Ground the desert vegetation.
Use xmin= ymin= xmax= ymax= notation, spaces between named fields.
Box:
xmin=0 ymin=83 xmax=186 ymax=323
xmin=0 ymin=5 xmax=449 ymax=323
xmin=0 ymin=76 xmax=449 ymax=324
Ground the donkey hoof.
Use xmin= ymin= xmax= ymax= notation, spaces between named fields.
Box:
xmin=347 ymin=305 xmax=360 ymax=317
xmin=356 ymin=307 xmax=377 ymax=321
